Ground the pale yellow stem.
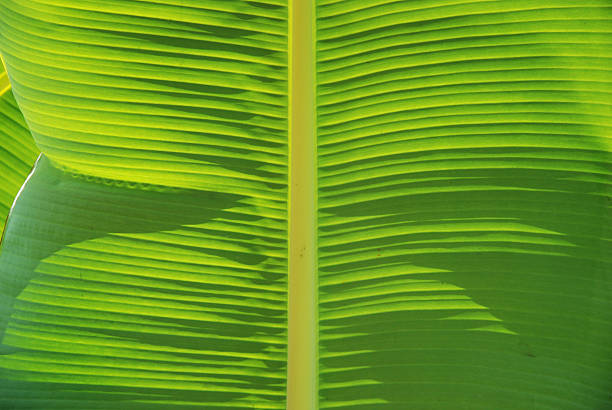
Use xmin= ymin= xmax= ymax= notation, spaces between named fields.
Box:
xmin=0 ymin=56 xmax=10 ymax=97
xmin=287 ymin=0 xmax=317 ymax=408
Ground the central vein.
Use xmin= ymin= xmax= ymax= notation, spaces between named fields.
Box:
xmin=287 ymin=0 xmax=317 ymax=408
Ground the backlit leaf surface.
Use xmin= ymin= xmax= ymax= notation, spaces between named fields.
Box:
xmin=0 ymin=1 xmax=610 ymax=409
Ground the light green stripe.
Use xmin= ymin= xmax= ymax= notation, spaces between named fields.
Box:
xmin=287 ymin=0 xmax=317 ymax=409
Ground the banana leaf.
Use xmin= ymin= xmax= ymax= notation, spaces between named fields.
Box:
xmin=0 ymin=60 xmax=39 ymax=233
xmin=0 ymin=1 xmax=610 ymax=409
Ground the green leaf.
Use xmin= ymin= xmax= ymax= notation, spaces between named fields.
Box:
xmin=0 ymin=1 xmax=289 ymax=408
xmin=316 ymin=1 xmax=612 ymax=409
xmin=0 ymin=1 xmax=611 ymax=409
xmin=0 ymin=60 xmax=39 ymax=233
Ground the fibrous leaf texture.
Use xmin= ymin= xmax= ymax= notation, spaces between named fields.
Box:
xmin=0 ymin=1 xmax=610 ymax=409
